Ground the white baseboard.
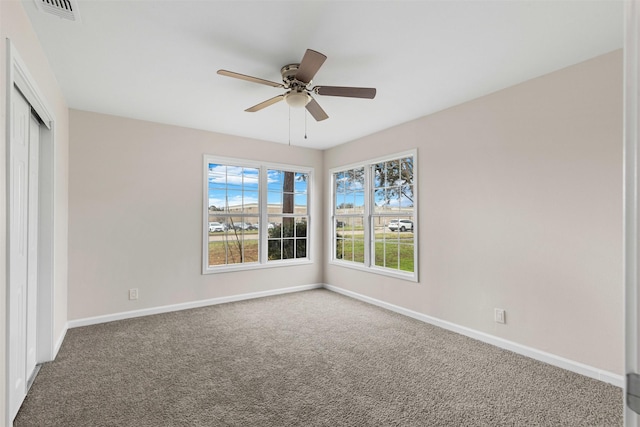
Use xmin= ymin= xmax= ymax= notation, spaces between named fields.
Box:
xmin=323 ymin=284 xmax=624 ymax=388
xmin=68 ymin=283 xmax=323 ymax=329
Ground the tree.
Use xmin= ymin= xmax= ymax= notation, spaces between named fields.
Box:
xmin=268 ymin=171 xmax=307 ymax=260
xmin=374 ymin=158 xmax=413 ymax=206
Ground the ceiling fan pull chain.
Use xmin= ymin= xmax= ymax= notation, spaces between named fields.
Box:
xmin=288 ymin=106 xmax=291 ymax=146
xmin=304 ymin=109 xmax=308 ymax=139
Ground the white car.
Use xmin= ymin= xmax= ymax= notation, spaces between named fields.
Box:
xmin=209 ymin=222 xmax=225 ymax=232
xmin=388 ymin=219 xmax=413 ymax=232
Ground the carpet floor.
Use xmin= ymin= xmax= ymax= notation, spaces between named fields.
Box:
xmin=15 ymin=289 xmax=622 ymax=426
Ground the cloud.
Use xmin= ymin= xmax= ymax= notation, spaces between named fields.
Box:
xmin=208 ymin=164 xmax=259 ymax=186
xmin=267 ymin=170 xmax=281 ymax=184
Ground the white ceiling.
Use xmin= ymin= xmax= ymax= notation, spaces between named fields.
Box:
xmin=22 ymin=0 xmax=623 ymax=150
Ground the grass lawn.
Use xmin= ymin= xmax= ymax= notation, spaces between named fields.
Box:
xmin=336 ymin=232 xmax=414 ymax=272
xmin=208 ymin=230 xmax=414 ymax=272
xmin=209 ymin=240 xmax=258 ymax=265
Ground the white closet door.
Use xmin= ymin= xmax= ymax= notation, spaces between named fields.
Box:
xmin=9 ymin=87 xmax=31 ymax=419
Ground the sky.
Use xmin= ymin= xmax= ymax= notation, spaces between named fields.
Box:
xmin=208 ymin=160 xmax=413 ymax=213
xmin=208 ymin=164 xmax=308 ymax=211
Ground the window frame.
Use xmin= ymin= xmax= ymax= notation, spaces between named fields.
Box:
xmin=203 ymin=155 xmax=313 ymax=274
xmin=329 ymin=149 xmax=418 ymax=282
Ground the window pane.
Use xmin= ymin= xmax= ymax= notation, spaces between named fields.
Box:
xmin=386 ymin=160 xmax=399 ymax=185
xmin=227 ymin=189 xmax=242 ymax=211
xmin=208 ymin=189 xmax=226 ymax=212
xmin=373 ymin=188 xmax=386 ymax=213
xmin=283 ymin=239 xmax=295 ymax=260
xmin=398 ymin=243 xmax=414 ymax=272
xmin=354 ymin=232 xmax=365 ymax=263
xmin=336 ymin=193 xmax=349 ymax=214
xmin=243 ymin=191 xmax=259 ymax=212
xmin=400 ymin=185 xmax=413 ymax=208
xmin=243 ymin=168 xmax=259 ymax=191
xmin=294 ymin=194 xmax=307 ymax=214
xmin=244 ymin=238 xmax=259 ymax=263
xmin=225 ymin=238 xmax=243 ymax=265
xmin=268 ymin=192 xmax=282 ymax=213
xmin=354 ymin=191 xmax=365 ymax=214
xmin=268 ymin=240 xmax=281 ymax=260
xmin=373 ymin=163 xmax=384 ymax=187
xmin=268 ymin=216 xmax=283 ymax=238
xmin=351 ymin=168 xmax=365 ymax=190
xmin=335 ymin=172 xmax=346 ymax=193
xmin=295 ymin=173 xmax=308 ymax=192
xmin=335 ymin=235 xmax=344 ymax=260
xmin=296 ymin=239 xmax=307 ymax=259
xmin=283 ymin=192 xmax=295 ymax=214
xmin=295 ymin=218 xmax=307 ymax=237
xmin=209 ymin=239 xmax=227 ymax=266
xmin=334 ymin=216 xmax=364 ymax=264
xmin=401 ymin=157 xmax=413 ymax=184
xmin=267 ymin=170 xmax=283 ymax=191
xmin=282 ymin=217 xmax=295 ymax=238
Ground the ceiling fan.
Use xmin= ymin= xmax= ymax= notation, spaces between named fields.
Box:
xmin=217 ymin=49 xmax=376 ymax=121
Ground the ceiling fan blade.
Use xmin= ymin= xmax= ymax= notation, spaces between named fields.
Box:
xmin=315 ymin=86 xmax=377 ymax=99
xmin=295 ymin=49 xmax=327 ymax=84
xmin=217 ymin=70 xmax=284 ymax=88
xmin=306 ymin=97 xmax=329 ymax=121
xmin=245 ymin=94 xmax=285 ymax=112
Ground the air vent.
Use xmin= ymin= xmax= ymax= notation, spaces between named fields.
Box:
xmin=34 ymin=0 xmax=81 ymax=22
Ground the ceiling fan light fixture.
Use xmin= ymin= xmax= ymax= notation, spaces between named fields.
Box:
xmin=284 ymin=90 xmax=311 ymax=108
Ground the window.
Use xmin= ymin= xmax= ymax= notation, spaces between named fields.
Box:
xmin=204 ymin=156 xmax=311 ymax=273
xmin=266 ymin=169 xmax=309 ymax=261
xmin=331 ymin=150 xmax=417 ymax=281
xmin=334 ymin=167 xmax=365 ymax=263
xmin=207 ymin=163 xmax=260 ymax=266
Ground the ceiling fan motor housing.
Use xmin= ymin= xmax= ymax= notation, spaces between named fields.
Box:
xmin=281 ymin=63 xmax=303 ymax=86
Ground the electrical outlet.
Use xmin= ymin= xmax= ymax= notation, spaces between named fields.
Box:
xmin=129 ymin=288 xmax=138 ymax=300
xmin=494 ymin=308 xmax=506 ymax=324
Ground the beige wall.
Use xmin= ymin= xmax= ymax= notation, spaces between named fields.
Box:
xmin=0 ymin=0 xmax=70 ymax=422
xmin=68 ymin=110 xmax=324 ymax=320
xmin=324 ymin=51 xmax=623 ymax=374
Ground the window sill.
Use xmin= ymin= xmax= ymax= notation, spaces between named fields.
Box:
xmin=328 ymin=259 xmax=418 ymax=282
xmin=203 ymin=258 xmax=313 ymax=275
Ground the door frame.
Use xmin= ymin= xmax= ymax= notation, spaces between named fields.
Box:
xmin=626 ymin=0 xmax=640 ymax=425
xmin=5 ymin=39 xmax=56 ymax=424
